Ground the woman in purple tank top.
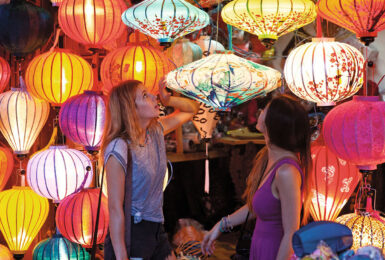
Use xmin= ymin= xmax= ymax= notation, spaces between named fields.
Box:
xmin=202 ymin=95 xmax=312 ymax=260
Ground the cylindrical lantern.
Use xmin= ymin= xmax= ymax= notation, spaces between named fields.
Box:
xmin=0 ymin=186 xmax=49 ymax=255
xmin=0 ymin=0 xmax=53 ymax=57
xmin=101 ymin=43 xmax=173 ymax=94
xmin=221 ymin=0 xmax=316 ymax=47
xmin=56 ymin=188 xmax=109 ymax=247
xmin=193 ymin=36 xmax=225 ymax=56
xmin=310 ymin=141 xmax=360 ymax=221
xmin=323 ymin=96 xmax=385 ymax=170
xmin=0 ymin=88 xmax=50 ymax=155
xmin=27 ymin=146 xmax=93 ymax=202
xmin=0 ymin=244 xmax=12 ymax=260
xmin=284 ymin=38 xmax=365 ymax=106
xmin=337 ymin=213 xmax=385 ymax=252
xmin=166 ymin=51 xmax=281 ymax=110
xmin=59 ymin=91 xmax=106 ymax=152
xmin=317 ymin=0 xmax=385 ymax=45
xmin=33 ymin=233 xmax=90 ymax=260
xmin=0 ymin=146 xmax=13 ymax=191
xmin=0 ymin=56 xmax=10 ymax=93
xmin=122 ymin=0 xmax=210 ymax=45
xmin=58 ymin=0 xmax=127 ymax=46
xmin=166 ymin=39 xmax=202 ymax=68
xmin=25 ymin=49 xmax=93 ymax=106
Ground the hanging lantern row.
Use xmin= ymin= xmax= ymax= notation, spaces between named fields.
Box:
xmin=0 ymin=146 xmax=13 ymax=192
xmin=284 ymin=38 xmax=365 ymax=106
xmin=0 ymin=56 xmax=10 ymax=93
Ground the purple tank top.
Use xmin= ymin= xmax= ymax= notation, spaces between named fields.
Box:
xmin=250 ymin=158 xmax=304 ymax=260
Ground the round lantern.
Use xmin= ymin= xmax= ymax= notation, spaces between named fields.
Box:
xmin=193 ymin=36 xmax=225 ymax=56
xmin=317 ymin=0 xmax=385 ymax=45
xmin=121 ymin=0 xmax=210 ymax=46
xmin=0 ymin=244 xmax=12 ymax=260
xmin=310 ymin=141 xmax=360 ymax=221
xmin=59 ymin=91 xmax=106 ymax=153
xmin=323 ymin=96 xmax=385 ymax=170
xmin=0 ymin=88 xmax=50 ymax=155
xmin=27 ymin=146 xmax=93 ymax=202
xmin=33 ymin=233 xmax=90 ymax=260
xmin=0 ymin=56 xmax=10 ymax=93
xmin=337 ymin=213 xmax=385 ymax=252
xmin=166 ymin=39 xmax=202 ymax=68
xmin=0 ymin=186 xmax=49 ymax=256
xmin=284 ymin=38 xmax=365 ymax=106
xmin=58 ymin=0 xmax=127 ymax=47
xmin=101 ymin=43 xmax=174 ymax=94
xmin=56 ymin=188 xmax=109 ymax=247
xmin=221 ymin=0 xmax=316 ymax=47
xmin=0 ymin=0 xmax=53 ymax=57
xmin=25 ymin=49 xmax=93 ymax=106
xmin=166 ymin=51 xmax=281 ymax=110
xmin=0 ymin=146 xmax=13 ymax=191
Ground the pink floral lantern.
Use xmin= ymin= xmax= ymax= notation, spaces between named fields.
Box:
xmin=323 ymin=96 xmax=385 ymax=171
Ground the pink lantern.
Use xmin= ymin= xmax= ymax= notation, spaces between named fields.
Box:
xmin=323 ymin=96 xmax=385 ymax=170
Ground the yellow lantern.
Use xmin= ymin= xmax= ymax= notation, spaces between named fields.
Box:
xmin=0 ymin=87 xmax=50 ymax=155
xmin=221 ymin=0 xmax=316 ymax=47
xmin=0 ymin=186 xmax=49 ymax=256
xmin=25 ymin=49 xmax=93 ymax=106
xmin=337 ymin=213 xmax=385 ymax=253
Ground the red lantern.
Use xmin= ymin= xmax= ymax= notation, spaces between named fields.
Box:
xmin=310 ymin=140 xmax=360 ymax=221
xmin=0 ymin=146 xmax=13 ymax=191
xmin=317 ymin=0 xmax=385 ymax=45
xmin=55 ymin=188 xmax=109 ymax=247
xmin=58 ymin=0 xmax=127 ymax=47
xmin=0 ymin=57 xmax=10 ymax=93
xmin=323 ymin=96 xmax=385 ymax=170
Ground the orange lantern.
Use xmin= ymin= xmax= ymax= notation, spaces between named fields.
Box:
xmin=100 ymin=43 xmax=174 ymax=94
xmin=310 ymin=141 xmax=361 ymax=221
xmin=317 ymin=0 xmax=385 ymax=45
xmin=0 ymin=56 xmax=10 ymax=93
xmin=25 ymin=49 xmax=93 ymax=106
xmin=58 ymin=0 xmax=127 ymax=47
xmin=0 ymin=146 xmax=13 ymax=192
xmin=0 ymin=244 xmax=12 ymax=260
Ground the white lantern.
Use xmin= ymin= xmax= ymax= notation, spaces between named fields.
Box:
xmin=193 ymin=35 xmax=225 ymax=56
xmin=27 ymin=146 xmax=93 ymax=202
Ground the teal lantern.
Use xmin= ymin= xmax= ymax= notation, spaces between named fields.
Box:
xmin=121 ymin=0 xmax=210 ymax=46
xmin=33 ymin=233 xmax=90 ymax=260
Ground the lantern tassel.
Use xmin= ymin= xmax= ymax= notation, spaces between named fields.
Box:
xmin=204 ymin=142 xmax=209 ymax=194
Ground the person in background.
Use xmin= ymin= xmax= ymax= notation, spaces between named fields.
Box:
xmin=202 ymin=94 xmax=312 ymax=260
xmin=102 ymin=79 xmax=199 ymax=260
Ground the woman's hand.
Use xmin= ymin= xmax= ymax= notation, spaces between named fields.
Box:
xmin=201 ymin=223 xmax=221 ymax=256
xmin=158 ymin=77 xmax=171 ymax=106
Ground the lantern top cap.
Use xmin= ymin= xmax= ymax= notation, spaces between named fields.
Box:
xmin=312 ymin=37 xmax=335 ymax=42
xmin=353 ymin=96 xmax=380 ymax=102
xmin=11 ymin=186 xmax=32 ymax=190
xmin=213 ymin=50 xmax=232 ymax=55
xmin=84 ymin=90 xmax=103 ymax=95
xmin=48 ymin=145 xmax=68 ymax=149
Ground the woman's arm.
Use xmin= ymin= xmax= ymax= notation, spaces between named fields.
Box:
xmin=106 ymin=156 xmax=129 ymax=260
xmin=274 ymin=164 xmax=302 ymax=260
xmin=201 ymin=205 xmax=250 ymax=255
xmin=157 ymin=79 xmax=199 ymax=135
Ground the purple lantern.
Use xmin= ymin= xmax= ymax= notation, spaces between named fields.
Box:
xmin=59 ymin=91 xmax=106 ymax=153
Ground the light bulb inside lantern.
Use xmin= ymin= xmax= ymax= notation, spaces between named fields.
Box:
xmin=135 ymin=61 xmax=143 ymax=73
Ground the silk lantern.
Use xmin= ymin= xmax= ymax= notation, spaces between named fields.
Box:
xmin=192 ymin=103 xmax=220 ymax=139
xmin=166 ymin=51 xmax=281 ymax=111
xmin=0 ymin=87 xmax=50 ymax=155
xmin=33 ymin=233 xmax=90 ymax=260
xmin=0 ymin=56 xmax=10 ymax=93
xmin=221 ymin=0 xmax=316 ymax=47
xmin=166 ymin=39 xmax=202 ymax=68
xmin=56 ymin=188 xmax=109 ymax=247
xmin=0 ymin=146 xmax=13 ymax=191
xmin=337 ymin=213 xmax=385 ymax=252
xmin=317 ymin=0 xmax=385 ymax=45
xmin=27 ymin=146 xmax=93 ymax=202
xmin=310 ymin=141 xmax=360 ymax=221
xmin=58 ymin=0 xmax=127 ymax=46
xmin=59 ymin=91 xmax=106 ymax=153
xmin=323 ymin=96 xmax=385 ymax=170
xmin=0 ymin=244 xmax=12 ymax=260
xmin=100 ymin=43 xmax=174 ymax=94
xmin=121 ymin=0 xmax=210 ymax=46
xmin=193 ymin=36 xmax=225 ymax=56
xmin=25 ymin=49 xmax=93 ymax=106
xmin=0 ymin=0 xmax=53 ymax=57
xmin=0 ymin=186 xmax=49 ymax=256
xmin=284 ymin=38 xmax=365 ymax=106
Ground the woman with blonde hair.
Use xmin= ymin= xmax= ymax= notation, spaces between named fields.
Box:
xmin=102 ymin=79 xmax=198 ymax=260
xmin=202 ymin=95 xmax=312 ymax=260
